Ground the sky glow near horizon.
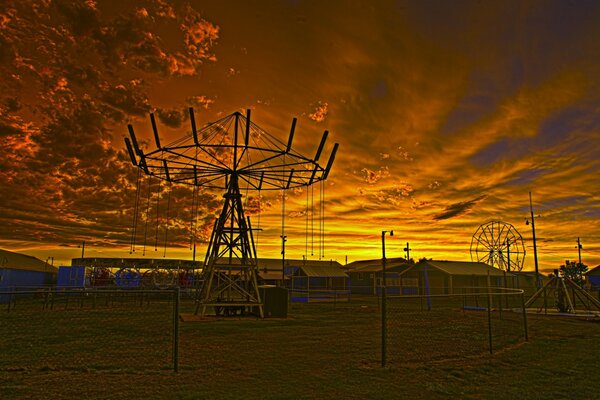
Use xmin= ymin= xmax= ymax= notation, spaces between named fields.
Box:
xmin=1 ymin=0 xmax=599 ymax=272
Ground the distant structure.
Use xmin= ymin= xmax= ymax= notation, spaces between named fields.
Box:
xmin=470 ymin=221 xmax=525 ymax=272
xmin=0 ymin=249 xmax=57 ymax=302
xmin=126 ymin=109 xmax=338 ymax=317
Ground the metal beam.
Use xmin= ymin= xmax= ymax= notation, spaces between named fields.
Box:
xmin=189 ymin=107 xmax=199 ymax=145
xmin=150 ymin=113 xmax=161 ymax=149
xmin=124 ymin=138 xmax=137 ymax=166
xmin=258 ymin=171 xmax=265 ymax=190
xmin=127 ymin=124 xmax=142 ymax=156
xmin=245 ymin=109 xmax=251 ymax=147
xmin=314 ymin=130 xmax=328 ymax=162
xmin=233 ymin=112 xmax=239 ymax=171
xmin=163 ymin=160 xmax=170 ymax=181
xmin=286 ymin=169 xmax=295 ymax=189
xmin=309 ymin=164 xmax=319 ymax=184
xmin=323 ymin=143 xmax=339 ymax=179
xmin=286 ymin=118 xmax=297 ymax=152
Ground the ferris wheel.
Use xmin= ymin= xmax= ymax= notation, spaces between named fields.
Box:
xmin=470 ymin=221 xmax=526 ymax=272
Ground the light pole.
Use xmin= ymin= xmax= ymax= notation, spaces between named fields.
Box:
xmin=403 ymin=242 xmax=411 ymax=262
xmin=526 ymin=192 xmax=540 ymax=288
xmin=281 ymin=234 xmax=287 ymax=284
xmin=576 ymin=237 xmax=582 ymax=265
xmin=79 ymin=241 xmax=86 ymax=259
xmin=381 ymin=229 xmax=393 ymax=367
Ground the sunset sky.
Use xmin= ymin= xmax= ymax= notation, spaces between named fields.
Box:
xmin=1 ymin=0 xmax=599 ymax=272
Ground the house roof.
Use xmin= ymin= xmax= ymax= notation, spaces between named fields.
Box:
xmin=346 ymin=257 xmax=408 ymax=272
xmin=0 ymin=248 xmax=57 ymax=273
xmin=297 ymin=265 xmax=348 ymax=277
xmin=418 ymin=260 xmax=505 ymax=277
xmin=258 ymin=258 xmax=343 ymax=269
xmin=258 ymin=270 xmax=289 ymax=281
xmin=586 ymin=265 xmax=600 ymax=276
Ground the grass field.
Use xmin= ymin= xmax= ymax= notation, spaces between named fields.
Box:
xmin=1 ymin=292 xmax=599 ymax=399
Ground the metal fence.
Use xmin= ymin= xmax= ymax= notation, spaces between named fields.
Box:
xmin=0 ymin=288 xmax=180 ymax=372
xmin=381 ymin=287 xmax=528 ymax=367
xmin=1 ymin=285 xmax=536 ymax=373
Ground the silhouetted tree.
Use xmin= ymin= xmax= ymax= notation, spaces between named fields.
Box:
xmin=560 ymin=260 xmax=588 ymax=286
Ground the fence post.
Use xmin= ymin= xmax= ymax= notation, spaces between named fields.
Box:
xmin=543 ymin=286 xmax=547 ymax=315
xmin=381 ymin=287 xmax=387 ymax=367
xmin=486 ymin=291 xmax=493 ymax=354
xmin=520 ymin=292 xmax=529 ymax=342
xmin=173 ymin=287 xmax=180 ymax=373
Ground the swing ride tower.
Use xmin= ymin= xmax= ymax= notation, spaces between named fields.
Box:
xmin=125 ymin=109 xmax=339 ymax=317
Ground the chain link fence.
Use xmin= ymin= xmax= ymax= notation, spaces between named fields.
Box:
xmin=382 ymin=287 xmax=528 ymax=366
xmin=0 ymin=288 xmax=179 ymax=372
xmin=1 ymin=285 xmax=532 ymax=374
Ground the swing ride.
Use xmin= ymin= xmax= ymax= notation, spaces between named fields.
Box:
xmin=125 ymin=108 xmax=339 ymax=317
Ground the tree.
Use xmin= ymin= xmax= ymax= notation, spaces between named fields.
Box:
xmin=560 ymin=260 xmax=588 ymax=286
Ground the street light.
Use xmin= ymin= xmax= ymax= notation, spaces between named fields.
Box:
xmin=381 ymin=229 xmax=393 ymax=368
xmin=281 ymin=234 xmax=287 ymax=284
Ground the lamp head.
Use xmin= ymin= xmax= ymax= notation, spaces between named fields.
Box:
xmin=390 ymin=230 xmax=394 ymax=237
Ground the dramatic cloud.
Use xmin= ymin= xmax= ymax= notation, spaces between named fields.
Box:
xmin=0 ymin=1 xmax=221 ymax=260
xmin=433 ymin=196 xmax=487 ymax=221
xmin=1 ymin=0 xmax=600 ymax=271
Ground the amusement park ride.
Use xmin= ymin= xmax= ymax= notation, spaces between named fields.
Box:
xmin=470 ymin=221 xmax=526 ymax=272
xmin=125 ymin=108 xmax=338 ymax=317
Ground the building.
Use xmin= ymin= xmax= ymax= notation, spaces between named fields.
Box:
xmin=289 ymin=262 xmax=348 ymax=302
xmin=586 ymin=265 xmax=600 ymax=288
xmin=401 ymin=260 xmax=507 ymax=295
xmin=346 ymin=257 xmax=410 ymax=295
xmin=0 ymin=249 xmax=58 ymax=302
xmin=346 ymin=258 xmax=510 ymax=296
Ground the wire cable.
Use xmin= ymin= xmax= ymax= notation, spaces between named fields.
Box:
xmin=163 ymin=182 xmax=171 ymax=258
xmin=130 ymin=168 xmax=142 ymax=254
xmin=154 ymin=180 xmax=161 ymax=251
xmin=142 ymin=176 xmax=152 ymax=257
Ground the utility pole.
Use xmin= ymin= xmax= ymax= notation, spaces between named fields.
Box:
xmin=528 ymin=192 xmax=540 ymax=288
xmin=576 ymin=237 xmax=582 ymax=265
xmin=403 ymin=242 xmax=411 ymax=262
xmin=80 ymin=241 xmax=85 ymax=259
xmin=381 ymin=230 xmax=393 ymax=367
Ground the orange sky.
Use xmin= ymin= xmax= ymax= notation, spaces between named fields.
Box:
xmin=1 ymin=0 xmax=599 ymax=272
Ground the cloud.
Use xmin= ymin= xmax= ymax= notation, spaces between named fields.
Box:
xmin=156 ymin=107 xmax=187 ymax=128
xmin=308 ymin=101 xmax=328 ymax=123
xmin=361 ymin=167 xmax=389 ymax=184
xmin=433 ymin=196 xmax=487 ymax=221
xmin=0 ymin=1 xmax=220 ymax=253
xmin=187 ymin=95 xmax=215 ymax=110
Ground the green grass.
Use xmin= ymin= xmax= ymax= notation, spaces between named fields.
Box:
xmin=1 ymin=294 xmax=599 ymax=399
